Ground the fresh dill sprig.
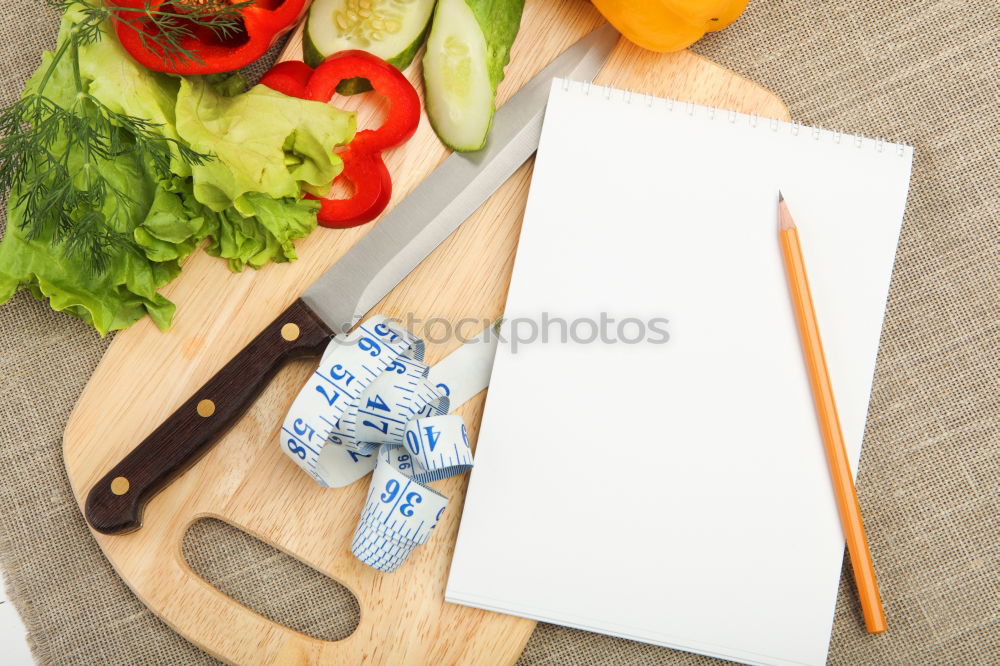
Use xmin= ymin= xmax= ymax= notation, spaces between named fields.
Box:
xmin=43 ymin=0 xmax=255 ymax=67
xmin=0 ymin=0 xmax=250 ymax=276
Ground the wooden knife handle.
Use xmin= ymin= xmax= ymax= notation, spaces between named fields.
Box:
xmin=85 ymin=298 xmax=334 ymax=535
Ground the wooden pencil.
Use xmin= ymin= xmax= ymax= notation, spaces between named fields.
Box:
xmin=777 ymin=192 xmax=888 ymax=634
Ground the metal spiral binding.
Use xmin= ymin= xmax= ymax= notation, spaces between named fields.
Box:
xmin=563 ymin=79 xmax=909 ymax=157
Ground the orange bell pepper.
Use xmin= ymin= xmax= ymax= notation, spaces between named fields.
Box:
xmin=592 ymin=0 xmax=749 ymax=52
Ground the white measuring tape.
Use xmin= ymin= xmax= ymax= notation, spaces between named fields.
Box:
xmin=280 ymin=316 xmax=497 ymax=572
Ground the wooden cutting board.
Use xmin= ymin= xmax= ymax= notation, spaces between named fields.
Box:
xmin=63 ymin=1 xmax=789 ymax=663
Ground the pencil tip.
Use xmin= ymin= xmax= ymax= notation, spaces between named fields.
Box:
xmin=777 ymin=194 xmax=796 ymax=231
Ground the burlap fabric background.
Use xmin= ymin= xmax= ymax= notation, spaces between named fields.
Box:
xmin=1 ymin=0 xmax=997 ymax=663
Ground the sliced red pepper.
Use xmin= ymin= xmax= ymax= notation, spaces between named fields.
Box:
xmin=111 ymin=0 xmax=309 ymax=75
xmin=259 ymin=60 xmax=314 ymax=98
xmin=305 ymin=50 xmax=421 ymax=153
xmin=259 ymin=52 xmax=419 ymax=228
xmin=306 ymin=148 xmax=393 ymax=229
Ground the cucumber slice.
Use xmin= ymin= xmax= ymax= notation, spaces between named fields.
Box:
xmin=423 ymin=0 xmax=524 ymax=152
xmin=304 ymin=0 xmax=437 ymax=69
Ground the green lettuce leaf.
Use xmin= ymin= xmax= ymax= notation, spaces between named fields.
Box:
xmin=0 ymin=158 xmax=179 ymax=334
xmin=176 ymin=79 xmax=354 ymax=211
xmin=205 ymin=194 xmax=322 ymax=272
xmin=0 ymin=9 xmax=356 ymax=335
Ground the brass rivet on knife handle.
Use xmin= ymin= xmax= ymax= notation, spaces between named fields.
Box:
xmin=281 ymin=323 xmax=301 ymax=341
xmin=110 ymin=477 xmax=129 ymax=495
xmin=84 ymin=299 xmax=335 ymax=535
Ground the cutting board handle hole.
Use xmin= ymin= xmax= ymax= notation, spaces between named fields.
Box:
xmin=183 ymin=518 xmax=360 ymax=641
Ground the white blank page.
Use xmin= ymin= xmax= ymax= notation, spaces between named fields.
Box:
xmin=446 ymin=80 xmax=913 ymax=666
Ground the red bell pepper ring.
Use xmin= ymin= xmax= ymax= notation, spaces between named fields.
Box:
xmin=305 ymin=50 xmax=421 ymax=153
xmin=259 ymin=52 xmax=420 ymax=228
xmin=111 ymin=0 xmax=309 ymax=75
xmin=259 ymin=60 xmax=315 ymax=98
xmin=260 ymin=64 xmax=392 ymax=228
xmin=305 ymin=148 xmax=393 ymax=229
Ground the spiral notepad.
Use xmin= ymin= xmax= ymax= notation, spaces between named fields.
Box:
xmin=446 ymin=80 xmax=913 ymax=666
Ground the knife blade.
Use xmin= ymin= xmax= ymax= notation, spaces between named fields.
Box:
xmin=84 ymin=24 xmax=619 ymax=535
xmin=305 ymin=23 xmax=620 ymax=333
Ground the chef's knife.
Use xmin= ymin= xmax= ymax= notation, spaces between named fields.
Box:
xmin=85 ymin=24 xmax=619 ymax=535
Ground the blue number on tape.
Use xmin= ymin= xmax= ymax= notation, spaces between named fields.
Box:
xmin=349 ymin=450 xmax=372 ymax=463
xmin=366 ymin=394 xmax=389 ymax=412
xmin=405 ymin=429 xmax=420 ymax=455
xmin=399 ymin=491 xmax=422 ymax=517
xmin=287 ymin=438 xmax=307 ymax=459
xmin=423 ymin=425 xmax=441 ymax=452
xmin=293 ymin=418 xmax=315 ymax=440
xmin=358 ymin=337 xmax=381 ymax=356
xmin=329 ymin=364 xmax=355 ymax=385
xmin=363 ymin=419 xmax=390 ymax=434
xmin=373 ymin=322 xmax=399 ymax=341
xmin=315 ymin=385 xmax=340 ymax=406
xmin=381 ymin=479 xmax=400 ymax=503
